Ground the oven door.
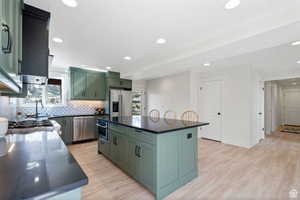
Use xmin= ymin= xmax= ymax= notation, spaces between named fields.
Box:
xmin=96 ymin=120 xmax=108 ymax=142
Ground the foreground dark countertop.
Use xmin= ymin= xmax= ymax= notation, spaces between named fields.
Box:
xmin=100 ymin=116 xmax=209 ymax=133
xmin=0 ymin=131 xmax=88 ymax=200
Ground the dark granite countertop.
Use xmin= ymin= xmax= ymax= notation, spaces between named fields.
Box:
xmin=0 ymin=131 xmax=88 ymax=200
xmin=100 ymin=116 xmax=209 ymax=133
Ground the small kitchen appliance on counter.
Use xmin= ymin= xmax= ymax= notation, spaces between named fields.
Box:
xmin=0 ymin=118 xmax=8 ymax=137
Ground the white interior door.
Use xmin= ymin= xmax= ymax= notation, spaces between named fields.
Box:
xmin=200 ymin=81 xmax=222 ymax=141
xmin=283 ymin=90 xmax=300 ymax=126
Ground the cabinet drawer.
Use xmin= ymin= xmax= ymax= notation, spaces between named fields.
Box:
xmin=129 ymin=128 xmax=156 ymax=145
xmin=109 ymin=123 xmax=129 ymax=134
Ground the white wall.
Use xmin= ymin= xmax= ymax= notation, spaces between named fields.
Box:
xmin=146 ymin=72 xmax=191 ymax=119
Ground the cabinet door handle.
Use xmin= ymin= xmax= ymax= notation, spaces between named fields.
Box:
xmin=113 ymin=136 xmax=117 ymax=145
xmin=2 ymin=23 xmax=12 ymax=54
xmin=135 ymin=145 xmax=138 ymax=156
xmin=139 ymin=146 xmax=141 ymax=157
xmin=137 ymin=146 xmax=141 ymax=158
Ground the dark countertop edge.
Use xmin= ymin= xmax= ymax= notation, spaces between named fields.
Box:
xmin=27 ymin=178 xmax=88 ymax=200
xmin=49 ymin=114 xmax=109 ymax=118
xmin=102 ymin=119 xmax=210 ymax=134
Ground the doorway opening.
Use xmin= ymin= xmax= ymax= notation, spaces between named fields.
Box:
xmin=132 ymin=91 xmax=146 ymax=116
xmin=264 ymin=78 xmax=300 ymax=135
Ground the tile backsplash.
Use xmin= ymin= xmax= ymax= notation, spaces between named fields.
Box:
xmin=18 ymin=101 xmax=106 ymax=117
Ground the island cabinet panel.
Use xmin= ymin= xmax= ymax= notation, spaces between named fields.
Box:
xmin=101 ymin=124 xmax=198 ymax=200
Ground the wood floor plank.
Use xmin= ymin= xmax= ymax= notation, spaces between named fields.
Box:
xmin=69 ymin=132 xmax=300 ymax=200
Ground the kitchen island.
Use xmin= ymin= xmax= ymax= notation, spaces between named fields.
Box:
xmin=0 ymin=131 xmax=88 ymax=200
xmin=98 ymin=116 xmax=209 ymax=200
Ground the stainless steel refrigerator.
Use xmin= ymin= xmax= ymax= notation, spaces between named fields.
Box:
xmin=110 ymin=89 xmax=132 ymax=117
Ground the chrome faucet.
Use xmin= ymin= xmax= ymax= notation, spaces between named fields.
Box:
xmin=35 ymin=99 xmax=44 ymax=118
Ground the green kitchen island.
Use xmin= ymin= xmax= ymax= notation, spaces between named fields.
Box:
xmin=98 ymin=116 xmax=209 ymax=200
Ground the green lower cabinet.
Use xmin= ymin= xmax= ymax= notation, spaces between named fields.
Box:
xmin=110 ymin=131 xmax=128 ymax=170
xmin=53 ymin=117 xmax=73 ymax=145
xmin=137 ymin=142 xmax=155 ymax=192
xmin=98 ymin=139 xmax=110 ymax=157
xmin=127 ymin=139 xmax=139 ymax=178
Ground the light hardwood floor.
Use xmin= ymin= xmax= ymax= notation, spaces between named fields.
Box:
xmin=68 ymin=132 xmax=300 ymax=200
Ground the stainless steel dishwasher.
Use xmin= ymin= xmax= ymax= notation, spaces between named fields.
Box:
xmin=73 ymin=116 xmax=96 ymax=142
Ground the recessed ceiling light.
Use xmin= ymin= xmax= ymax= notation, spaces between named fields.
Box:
xmin=292 ymin=82 xmax=297 ymax=85
xmin=203 ymin=62 xmax=211 ymax=67
xmin=225 ymin=0 xmax=241 ymax=10
xmin=156 ymin=38 xmax=167 ymax=44
xmin=297 ymin=61 xmax=300 ymax=64
xmin=123 ymin=56 xmax=132 ymax=60
xmin=291 ymin=41 xmax=300 ymax=46
xmin=106 ymin=66 xmax=112 ymax=70
xmin=62 ymin=0 xmax=78 ymax=7
xmin=53 ymin=37 xmax=63 ymax=43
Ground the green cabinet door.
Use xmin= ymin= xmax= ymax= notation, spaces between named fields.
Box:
xmin=96 ymin=72 xmax=106 ymax=100
xmin=98 ymin=139 xmax=110 ymax=157
xmin=0 ymin=0 xmax=10 ymax=73
xmin=53 ymin=117 xmax=73 ymax=145
xmin=120 ymin=79 xmax=132 ymax=90
xmin=127 ymin=139 xmax=139 ymax=179
xmin=71 ymin=69 xmax=87 ymax=99
xmin=86 ymin=72 xmax=98 ymax=100
xmin=137 ymin=142 xmax=155 ymax=192
xmin=64 ymin=117 xmax=73 ymax=145
xmin=110 ymin=131 xmax=128 ymax=170
xmin=86 ymin=72 xmax=106 ymax=100
xmin=179 ymin=130 xmax=197 ymax=180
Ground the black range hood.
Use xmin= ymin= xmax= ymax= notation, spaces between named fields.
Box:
xmin=22 ymin=4 xmax=51 ymax=85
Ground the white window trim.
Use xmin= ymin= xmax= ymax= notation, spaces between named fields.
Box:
xmin=10 ymin=74 xmax=67 ymax=108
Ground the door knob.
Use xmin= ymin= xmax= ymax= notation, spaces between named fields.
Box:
xmin=217 ymin=112 xmax=221 ymax=115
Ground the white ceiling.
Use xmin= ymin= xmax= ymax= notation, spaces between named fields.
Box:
xmin=25 ymin=0 xmax=300 ymax=80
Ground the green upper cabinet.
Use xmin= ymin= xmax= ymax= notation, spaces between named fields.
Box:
xmin=86 ymin=71 xmax=106 ymax=100
xmin=120 ymin=79 xmax=132 ymax=90
xmin=70 ymin=68 xmax=86 ymax=99
xmin=70 ymin=67 xmax=106 ymax=100
xmin=0 ymin=0 xmax=23 ymax=93
xmin=106 ymin=71 xmax=132 ymax=91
